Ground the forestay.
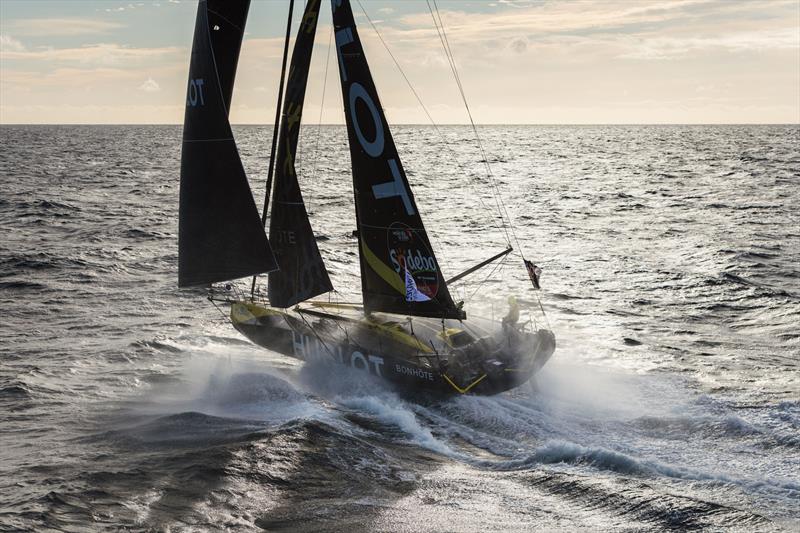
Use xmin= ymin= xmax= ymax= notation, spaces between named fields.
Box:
xmin=268 ymin=0 xmax=334 ymax=307
xmin=331 ymin=0 xmax=464 ymax=320
xmin=179 ymin=0 xmax=277 ymax=287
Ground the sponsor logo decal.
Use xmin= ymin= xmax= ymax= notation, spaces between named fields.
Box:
xmin=404 ymin=268 xmax=431 ymax=302
xmin=292 ymin=331 xmax=384 ymax=377
xmin=394 ymin=364 xmax=434 ymax=381
xmin=387 ymin=223 xmax=438 ymax=299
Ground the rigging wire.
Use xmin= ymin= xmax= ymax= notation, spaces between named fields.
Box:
xmin=426 ymin=0 xmax=514 ymax=250
xmin=466 ymin=251 xmax=510 ymax=303
xmin=354 ymin=0 xmax=549 ymax=323
xmin=428 ymin=0 xmax=549 ymax=324
xmin=354 ymin=0 xmax=508 ymax=244
xmin=251 ymin=0 xmax=295 ymax=298
xmin=308 ymin=22 xmax=334 ymax=188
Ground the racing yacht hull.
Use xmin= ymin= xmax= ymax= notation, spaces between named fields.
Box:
xmin=230 ymin=300 xmax=555 ymax=396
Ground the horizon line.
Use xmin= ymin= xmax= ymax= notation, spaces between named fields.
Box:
xmin=1 ymin=122 xmax=798 ymax=127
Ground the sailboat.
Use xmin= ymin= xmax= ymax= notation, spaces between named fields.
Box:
xmin=180 ymin=0 xmax=555 ymax=395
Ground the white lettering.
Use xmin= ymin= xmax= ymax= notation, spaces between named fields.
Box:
xmin=187 ymin=78 xmax=205 ymax=107
xmin=368 ymin=355 xmax=384 ymax=377
xmin=349 ymin=82 xmax=384 ymax=157
xmin=350 ymin=351 xmax=368 ymax=371
xmin=290 ymin=332 xmax=391 ymax=379
xmin=389 ymin=249 xmax=437 ymax=275
xmin=390 ymin=249 xmax=401 ymax=272
xmin=372 ymin=159 xmax=414 ymax=215
xmin=335 ymin=28 xmax=354 ymax=82
xmin=394 ymin=363 xmax=434 ymax=381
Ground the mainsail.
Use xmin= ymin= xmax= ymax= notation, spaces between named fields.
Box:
xmin=268 ymin=0 xmax=334 ymax=307
xmin=179 ymin=0 xmax=277 ymax=287
xmin=331 ymin=0 xmax=465 ymax=319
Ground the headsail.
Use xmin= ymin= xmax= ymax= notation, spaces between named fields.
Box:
xmin=179 ymin=0 xmax=277 ymax=287
xmin=331 ymin=0 xmax=464 ymax=320
xmin=268 ymin=0 xmax=334 ymax=307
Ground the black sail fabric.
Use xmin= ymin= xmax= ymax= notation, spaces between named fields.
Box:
xmin=179 ymin=0 xmax=277 ymax=287
xmin=331 ymin=0 xmax=464 ymax=319
xmin=268 ymin=0 xmax=334 ymax=307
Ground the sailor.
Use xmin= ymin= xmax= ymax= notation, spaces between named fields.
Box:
xmin=502 ymin=295 xmax=520 ymax=330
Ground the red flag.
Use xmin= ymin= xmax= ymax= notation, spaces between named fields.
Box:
xmin=524 ymin=260 xmax=542 ymax=289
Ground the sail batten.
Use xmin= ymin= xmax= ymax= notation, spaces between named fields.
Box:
xmin=267 ymin=0 xmax=334 ymax=307
xmin=331 ymin=0 xmax=465 ymax=320
xmin=179 ymin=0 xmax=277 ymax=287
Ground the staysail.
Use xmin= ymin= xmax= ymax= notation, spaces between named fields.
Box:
xmin=331 ymin=0 xmax=464 ymax=319
xmin=179 ymin=0 xmax=277 ymax=287
xmin=268 ymin=0 xmax=334 ymax=307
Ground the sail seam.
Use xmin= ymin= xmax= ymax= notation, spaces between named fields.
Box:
xmin=359 ymin=223 xmax=426 ymax=231
xmin=182 ymin=137 xmax=235 ymax=143
xmin=203 ymin=3 xmax=231 ymax=119
xmin=207 ymin=8 xmax=244 ymax=32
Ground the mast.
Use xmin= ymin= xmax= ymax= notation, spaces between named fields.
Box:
xmin=267 ymin=0 xmax=334 ymax=308
xmin=251 ymin=0 xmax=295 ymax=298
xmin=179 ymin=0 xmax=277 ymax=287
xmin=331 ymin=0 xmax=465 ymax=320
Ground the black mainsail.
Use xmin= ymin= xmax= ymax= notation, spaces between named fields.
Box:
xmin=331 ymin=0 xmax=464 ymax=319
xmin=268 ymin=0 xmax=334 ymax=307
xmin=179 ymin=0 xmax=277 ymax=287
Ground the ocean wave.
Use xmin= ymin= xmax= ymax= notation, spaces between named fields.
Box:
xmin=482 ymin=439 xmax=800 ymax=497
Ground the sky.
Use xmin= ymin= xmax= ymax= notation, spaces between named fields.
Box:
xmin=0 ymin=0 xmax=798 ymax=124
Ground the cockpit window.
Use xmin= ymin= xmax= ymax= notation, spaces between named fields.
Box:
xmin=448 ymin=330 xmax=475 ymax=348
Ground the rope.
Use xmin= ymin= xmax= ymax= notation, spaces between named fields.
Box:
xmin=354 ymin=0 xmax=507 ymax=242
xmin=428 ymin=1 xmax=549 ymax=325
xmin=308 ymin=22 xmax=334 ymax=188
xmin=426 ymin=1 xmax=512 ymax=247
xmin=208 ymin=295 xmax=231 ymax=321
xmin=466 ymin=250 xmax=510 ymax=303
xmin=426 ymin=0 xmax=514 ymax=248
xmin=353 ymin=0 xmax=550 ymax=325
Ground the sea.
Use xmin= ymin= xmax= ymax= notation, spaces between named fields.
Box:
xmin=0 ymin=124 xmax=798 ymax=532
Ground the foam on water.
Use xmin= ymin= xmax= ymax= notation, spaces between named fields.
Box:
xmin=1 ymin=124 xmax=798 ymax=531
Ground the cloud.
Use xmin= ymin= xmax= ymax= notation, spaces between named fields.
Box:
xmin=620 ymin=28 xmax=800 ymax=60
xmin=0 ymin=103 xmax=183 ymax=124
xmin=497 ymin=0 xmax=537 ymax=8
xmin=2 ymin=67 xmax=146 ymax=88
xmin=104 ymin=2 xmax=148 ymax=12
xmin=1 ymin=0 xmax=798 ymax=124
xmin=397 ymin=0 xmax=715 ymax=40
xmin=4 ymin=18 xmax=125 ymax=37
xmin=351 ymin=0 xmax=799 ymax=70
xmin=0 ymin=35 xmax=26 ymax=53
xmin=139 ymin=77 xmax=161 ymax=92
xmin=1 ymin=43 xmax=183 ymax=66
xmin=392 ymin=0 xmax=799 ymax=50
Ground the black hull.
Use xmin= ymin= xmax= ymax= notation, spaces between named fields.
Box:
xmin=230 ymin=301 xmax=555 ymax=396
